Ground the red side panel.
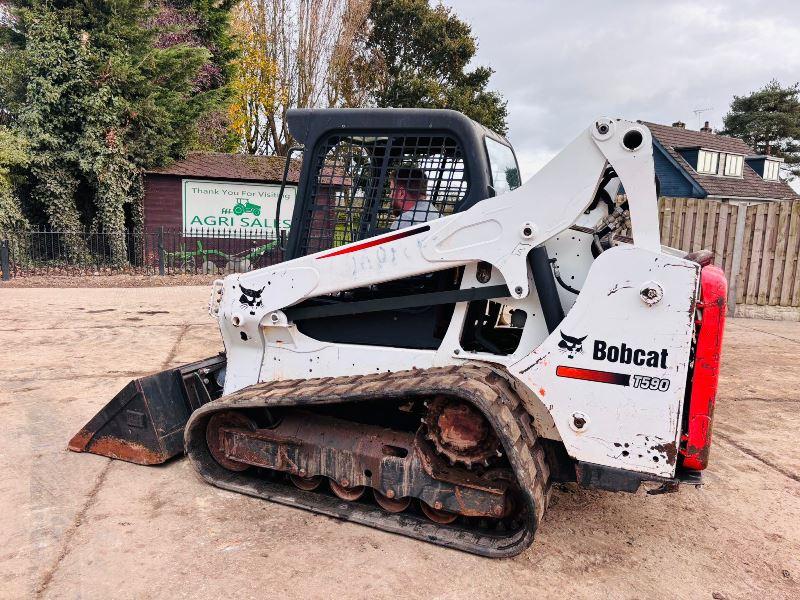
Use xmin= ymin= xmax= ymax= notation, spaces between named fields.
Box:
xmin=681 ymin=265 xmax=727 ymax=470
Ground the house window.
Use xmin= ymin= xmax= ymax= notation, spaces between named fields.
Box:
xmin=697 ymin=150 xmax=719 ymax=174
xmin=722 ymin=153 xmax=743 ymax=177
xmin=763 ymin=160 xmax=780 ymax=181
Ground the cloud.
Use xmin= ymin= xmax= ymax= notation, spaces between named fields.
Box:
xmin=442 ymin=0 xmax=800 ymax=179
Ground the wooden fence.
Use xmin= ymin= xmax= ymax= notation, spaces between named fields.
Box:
xmin=656 ymin=197 xmax=800 ymax=311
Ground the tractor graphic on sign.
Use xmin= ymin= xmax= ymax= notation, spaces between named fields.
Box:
xmin=233 ymin=199 xmax=261 ymax=217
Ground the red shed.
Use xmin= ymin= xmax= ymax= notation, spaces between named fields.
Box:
xmin=143 ymin=153 xmax=301 ymax=235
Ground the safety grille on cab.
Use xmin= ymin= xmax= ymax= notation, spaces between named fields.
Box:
xmin=299 ymin=132 xmax=469 ymax=256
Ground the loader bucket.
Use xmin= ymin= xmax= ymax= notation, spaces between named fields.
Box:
xmin=68 ymin=354 xmax=226 ymax=465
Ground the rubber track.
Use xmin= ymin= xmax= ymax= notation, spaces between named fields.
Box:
xmin=184 ymin=365 xmax=551 ymax=557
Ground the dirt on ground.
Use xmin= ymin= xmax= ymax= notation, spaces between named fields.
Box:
xmin=0 ymin=274 xmax=218 ymax=288
xmin=0 ymin=286 xmax=798 ymax=600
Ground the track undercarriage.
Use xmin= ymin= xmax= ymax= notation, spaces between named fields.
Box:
xmin=185 ymin=365 xmax=551 ymax=557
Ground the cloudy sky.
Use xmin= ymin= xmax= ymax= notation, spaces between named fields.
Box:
xmin=442 ymin=0 xmax=800 ymax=183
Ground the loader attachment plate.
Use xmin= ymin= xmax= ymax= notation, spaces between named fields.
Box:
xmin=69 ymin=354 xmax=226 ymax=465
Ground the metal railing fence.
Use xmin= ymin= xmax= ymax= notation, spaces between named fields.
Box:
xmin=0 ymin=226 xmax=284 ymax=278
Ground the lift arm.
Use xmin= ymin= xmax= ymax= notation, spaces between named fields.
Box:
xmin=214 ymin=118 xmax=660 ymax=334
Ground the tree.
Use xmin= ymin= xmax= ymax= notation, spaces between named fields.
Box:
xmin=365 ymin=0 xmax=508 ymax=134
xmin=229 ymin=0 xmax=370 ymax=156
xmin=722 ymin=80 xmax=800 ymax=178
xmin=0 ymin=0 xmax=236 ymax=257
xmin=229 ymin=0 xmax=507 ymax=155
xmin=228 ymin=0 xmax=283 ymax=155
xmin=326 ymin=0 xmax=377 ymax=109
xmin=153 ymin=1 xmax=240 ymax=153
xmin=0 ymin=126 xmax=29 ymax=231
xmin=17 ymin=6 xmax=90 ymax=237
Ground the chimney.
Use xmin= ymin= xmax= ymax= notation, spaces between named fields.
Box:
xmin=672 ymin=121 xmax=686 ymax=128
xmin=700 ymin=121 xmax=713 ymax=133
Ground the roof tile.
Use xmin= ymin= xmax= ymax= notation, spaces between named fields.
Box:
xmin=147 ymin=152 xmax=301 ymax=184
xmin=642 ymin=122 xmax=798 ymax=201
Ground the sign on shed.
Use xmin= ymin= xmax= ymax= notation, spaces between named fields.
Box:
xmin=182 ymin=179 xmax=296 ymax=236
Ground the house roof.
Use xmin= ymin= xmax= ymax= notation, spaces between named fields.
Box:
xmin=147 ymin=152 xmax=301 ymax=184
xmin=642 ymin=121 xmax=798 ymax=201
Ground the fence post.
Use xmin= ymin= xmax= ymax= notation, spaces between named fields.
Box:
xmin=157 ymin=226 xmax=166 ymax=276
xmin=1 ymin=239 xmax=9 ymax=281
xmin=727 ymin=202 xmax=749 ymax=318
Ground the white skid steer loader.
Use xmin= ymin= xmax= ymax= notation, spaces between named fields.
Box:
xmin=70 ymin=109 xmax=727 ymax=557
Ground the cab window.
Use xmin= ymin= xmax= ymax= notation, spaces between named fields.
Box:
xmin=485 ymin=137 xmax=521 ymax=195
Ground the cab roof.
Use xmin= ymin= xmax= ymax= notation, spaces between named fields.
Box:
xmin=287 ymin=108 xmax=512 ymax=150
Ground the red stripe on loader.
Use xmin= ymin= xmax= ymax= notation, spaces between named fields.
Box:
xmin=556 ymin=366 xmax=631 ymax=386
xmin=316 ymin=225 xmax=430 ymax=259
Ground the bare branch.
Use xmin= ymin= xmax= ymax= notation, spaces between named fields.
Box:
xmin=230 ymin=0 xmax=373 ymax=156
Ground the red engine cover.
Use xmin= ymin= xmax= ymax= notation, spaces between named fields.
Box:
xmin=681 ymin=264 xmax=727 ymax=470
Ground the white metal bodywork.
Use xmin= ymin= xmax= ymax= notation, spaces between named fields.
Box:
xmin=208 ymin=118 xmax=699 ymax=479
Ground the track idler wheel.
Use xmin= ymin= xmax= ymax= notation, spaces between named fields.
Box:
xmin=329 ymin=480 xmax=365 ymax=501
xmin=206 ymin=411 xmax=256 ymax=472
xmin=373 ymin=491 xmax=411 ymax=513
xmin=289 ymin=475 xmax=323 ymax=491
xmin=420 ymin=501 xmax=458 ymax=524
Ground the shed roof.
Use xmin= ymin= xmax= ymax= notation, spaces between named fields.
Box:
xmin=147 ymin=152 xmax=300 ymax=184
xmin=642 ymin=122 xmax=798 ymax=201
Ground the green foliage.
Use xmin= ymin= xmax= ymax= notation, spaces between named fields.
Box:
xmin=149 ymin=0 xmax=240 ymax=154
xmin=0 ymin=128 xmax=29 ymax=178
xmin=366 ymin=0 xmax=508 ymax=134
xmin=180 ymin=0 xmax=239 ymax=82
xmin=0 ymin=0 xmax=236 ymax=252
xmin=0 ymin=126 xmax=30 ymax=230
xmin=505 ymin=166 xmax=521 ymax=190
xmin=722 ymin=80 xmax=800 ymax=177
xmin=0 ymin=44 xmax=25 ymax=126
xmin=17 ymin=6 xmax=89 ymax=236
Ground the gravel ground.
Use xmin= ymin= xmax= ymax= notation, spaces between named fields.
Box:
xmin=1 ymin=286 xmax=798 ymax=599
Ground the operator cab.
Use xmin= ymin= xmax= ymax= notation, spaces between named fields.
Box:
xmin=280 ymin=109 xmax=524 ymax=350
xmin=282 ymin=108 xmax=520 ymax=258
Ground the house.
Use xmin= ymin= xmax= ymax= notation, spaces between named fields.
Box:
xmin=643 ymin=120 xmax=798 ymax=202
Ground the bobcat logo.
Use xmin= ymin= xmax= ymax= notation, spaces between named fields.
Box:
xmin=239 ymin=285 xmax=265 ymax=315
xmin=558 ymin=331 xmax=587 ymax=359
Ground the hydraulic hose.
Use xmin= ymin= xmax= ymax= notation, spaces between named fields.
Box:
xmin=549 ymin=258 xmax=580 ymax=295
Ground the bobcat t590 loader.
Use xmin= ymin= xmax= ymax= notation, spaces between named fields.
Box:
xmin=70 ymin=109 xmax=727 ymax=557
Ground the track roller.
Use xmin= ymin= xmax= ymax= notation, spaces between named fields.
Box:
xmin=373 ymin=491 xmax=412 ymax=513
xmin=329 ymin=481 xmax=366 ymax=501
xmin=289 ymin=475 xmax=323 ymax=491
xmin=420 ymin=501 xmax=458 ymax=524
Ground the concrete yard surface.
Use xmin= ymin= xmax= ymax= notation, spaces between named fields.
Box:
xmin=1 ymin=286 xmax=798 ymax=599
